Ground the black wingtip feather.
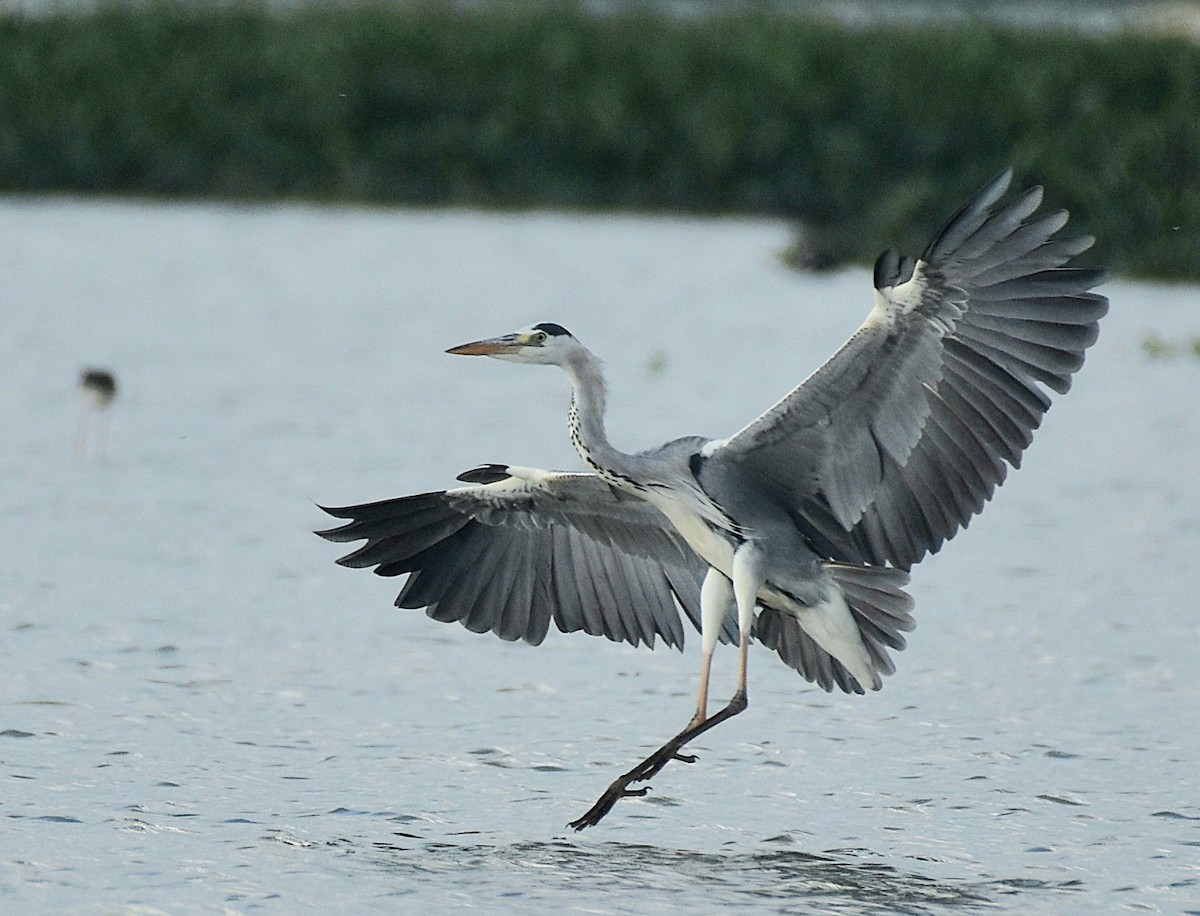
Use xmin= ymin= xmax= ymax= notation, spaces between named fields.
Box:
xmin=873 ymin=248 xmax=917 ymax=291
xmin=456 ymin=464 xmax=512 ymax=484
xmin=923 ymin=167 xmax=1015 ymax=262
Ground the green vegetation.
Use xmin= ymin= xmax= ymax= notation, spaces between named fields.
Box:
xmin=1140 ymin=332 xmax=1200 ymax=359
xmin=1 ymin=3 xmax=1197 ymax=277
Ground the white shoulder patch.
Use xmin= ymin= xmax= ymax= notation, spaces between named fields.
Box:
xmin=446 ymin=466 xmax=593 ymax=500
xmin=447 ymin=477 xmax=522 ymax=499
xmin=504 ymin=466 xmax=560 ymax=486
xmin=864 ymin=260 xmax=928 ymax=329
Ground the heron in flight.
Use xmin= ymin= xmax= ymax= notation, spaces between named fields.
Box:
xmin=318 ymin=169 xmax=1107 ymax=830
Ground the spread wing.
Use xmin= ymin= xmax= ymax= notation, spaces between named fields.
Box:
xmin=317 ymin=464 xmax=736 ymax=649
xmin=711 ymin=168 xmax=1109 ymax=568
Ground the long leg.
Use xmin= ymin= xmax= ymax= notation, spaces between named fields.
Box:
xmin=568 ymin=547 xmax=764 ymax=830
xmin=728 ymin=541 xmax=763 ymax=707
xmin=688 ymin=568 xmax=735 ymax=728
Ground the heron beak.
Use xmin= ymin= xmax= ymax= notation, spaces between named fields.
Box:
xmin=446 ymin=334 xmax=523 ymax=356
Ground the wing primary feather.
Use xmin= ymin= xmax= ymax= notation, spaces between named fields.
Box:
xmin=965 ymin=217 xmax=1081 ymax=282
xmin=939 ymin=363 xmax=1027 ymax=467
xmin=623 ymin=559 xmax=674 ymax=649
xmin=953 ymin=325 xmax=1084 ymax=393
xmin=894 ymin=447 xmax=957 ymax=543
xmin=568 ymin=528 xmax=620 ymax=642
xmin=600 ymin=542 xmax=650 ymax=647
xmin=592 ymin=540 xmax=647 ymax=647
xmin=335 ymin=515 xmax=471 ymax=570
xmin=943 ymin=339 xmax=1048 ymax=439
xmin=931 ymin=384 xmax=1009 ymax=484
xmin=317 ymin=497 xmax=458 ymax=543
xmin=862 ymin=475 xmax=930 ymax=568
xmin=427 ymin=528 xmax=510 ymax=629
xmin=923 ymin=168 xmax=1014 ymax=263
xmin=951 ymin=186 xmax=1045 ymax=263
xmin=463 ymin=535 xmax=523 ymax=636
xmin=966 ymin=312 xmax=1101 ymax=351
xmin=920 ymin=414 xmax=988 ymax=521
xmin=972 ymin=267 xmax=1109 ymax=301
xmin=969 ymin=291 xmax=1108 ymax=324
xmin=903 ymin=424 xmax=970 ymax=533
xmin=548 ymin=527 xmax=590 ymax=637
xmin=636 ymin=560 xmax=679 ymax=649
xmin=395 ymin=528 xmax=482 ymax=608
xmin=500 ymin=537 xmax=536 ymax=643
xmin=524 ymin=537 xmax=555 ymax=645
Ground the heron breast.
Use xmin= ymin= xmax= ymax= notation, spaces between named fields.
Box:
xmin=653 ymin=501 xmax=737 ymax=576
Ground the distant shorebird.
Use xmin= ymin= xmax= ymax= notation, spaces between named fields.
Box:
xmin=318 ymin=169 xmax=1108 ymax=829
xmin=76 ymin=368 xmax=117 ymax=461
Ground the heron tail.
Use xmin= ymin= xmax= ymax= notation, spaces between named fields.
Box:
xmin=826 ymin=563 xmax=916 ymax=666
xmin=754 ymin=564 xmax=915 ymax=695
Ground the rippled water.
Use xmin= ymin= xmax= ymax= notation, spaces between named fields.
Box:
xmin=2 ymin=197 xmax=1198 ymax=912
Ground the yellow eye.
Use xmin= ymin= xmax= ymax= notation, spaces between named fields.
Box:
xmin=532 ymin=331 xmax=548 ymax=345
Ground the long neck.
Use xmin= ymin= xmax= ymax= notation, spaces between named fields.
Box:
xmin=563 ymin=348 xmax=640 ymax=485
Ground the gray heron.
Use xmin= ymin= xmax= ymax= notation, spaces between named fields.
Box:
xmin=318 ymin=169 xmax=1108 ymax=830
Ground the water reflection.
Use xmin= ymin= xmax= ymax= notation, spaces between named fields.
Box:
xmin=353 ymin=837 xmax=1085 ymax=911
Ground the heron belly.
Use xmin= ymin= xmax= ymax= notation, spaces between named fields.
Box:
xmin=651 ymin=501 xmax=738 ymax=577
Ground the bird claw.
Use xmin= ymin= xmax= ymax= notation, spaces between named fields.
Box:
xmin=567 ymin=796 xmax=612 ymax=831
xmin=567 ymin=812 xmax=602 ymax=832
xmin=672 ymin=752 xmax=698 ymax=764
xmin=621 ymin=785 xmax=651 ymax=799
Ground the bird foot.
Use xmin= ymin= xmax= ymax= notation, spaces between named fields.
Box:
xmin=567 ymin=782 xmax=650 ymax=831
xmin=567 ymin=694 xmax=748 ymax=830
xmin=567 ymin=741 xmax=691 ymax=831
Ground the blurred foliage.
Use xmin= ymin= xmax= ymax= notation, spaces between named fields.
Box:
xmin=0 ymin=2 xmax=1197 ymax=277
xmin=1141 ymin=331 xmax=1200 ymax=359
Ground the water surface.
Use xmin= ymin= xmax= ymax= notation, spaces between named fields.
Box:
xmin=1 ymin=197 xmax=1198 ymax=912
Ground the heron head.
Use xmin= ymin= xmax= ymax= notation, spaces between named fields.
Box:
xmin=447 ymin=322 xmax=577 ymax=365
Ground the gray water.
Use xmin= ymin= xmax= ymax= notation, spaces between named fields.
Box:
xmin=2 ymin=197 xmax=1197 ymax=913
